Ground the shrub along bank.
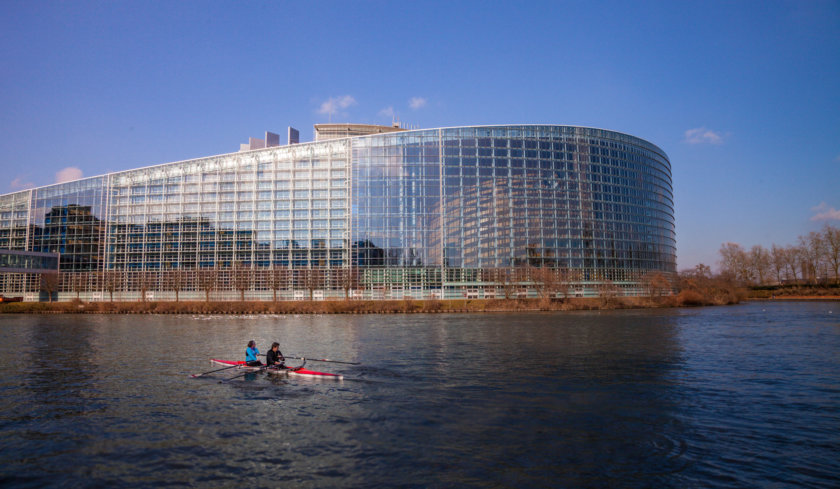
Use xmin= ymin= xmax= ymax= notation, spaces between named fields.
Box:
xmin=0 ymin=291 xmax=743 ymax=314
xmin=747 ymin=284 xmax=840 ymax=299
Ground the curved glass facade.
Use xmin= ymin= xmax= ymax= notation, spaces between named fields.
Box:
xmin=0 ymin=125 xmax=674 ymax=300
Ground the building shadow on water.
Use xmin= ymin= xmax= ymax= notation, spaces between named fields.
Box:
xmin=342 ymin=311 xmax=691 ymax=488
xmin=23 ymin=318 xmax=105 ymax=421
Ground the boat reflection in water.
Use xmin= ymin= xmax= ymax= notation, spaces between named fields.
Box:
xmin=1 ymin=303 xmax=839 ymax=488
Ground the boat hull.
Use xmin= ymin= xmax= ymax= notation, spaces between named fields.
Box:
xmin=269 ymin=366 xmax=343 ymax=380
xmin=210 ymin=359 xmax=264 ymax=372
xmin=211 ymin=359 xmax=343 ymax=380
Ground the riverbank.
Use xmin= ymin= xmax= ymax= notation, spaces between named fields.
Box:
xmin=747 ymin=296 xmax=840 ymax=301
xmin=0 ymin=294 xmax=726 ymax=314
xmin=746 ymin=284 xmax=840 ymax=300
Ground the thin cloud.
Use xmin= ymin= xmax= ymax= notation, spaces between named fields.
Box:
xmin=810 ymin=202 xmax=840 ymax=221
xmin=10 ymin=177 xmax=34 ymax=191
xmin=683 ymin=127 xmax=724 ymax=145
xmin=56 ymin=167 xmax=83 ymax=183
xmin=317 ymin=95 xmax=357 ymax=119
xmin=379 ymin=106 xmax=395 ymax=119
xmin=408 ymin=97 xmax=427 ymax=110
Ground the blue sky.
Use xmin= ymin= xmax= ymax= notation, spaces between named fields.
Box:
xmin=1 ymin=0 xmax=838 ymax=269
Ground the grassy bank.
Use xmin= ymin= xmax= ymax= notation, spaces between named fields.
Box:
xmin=746 ymin=284 xmax=840 ymax=300
xmin=0 ymin=293 xmax=733 ymax=315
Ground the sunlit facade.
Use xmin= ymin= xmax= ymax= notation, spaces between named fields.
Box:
xmin=0 ymin=125 xmax=675 ymax=301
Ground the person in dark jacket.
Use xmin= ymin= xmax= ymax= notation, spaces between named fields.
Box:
xmin=265 ymin=342 xmax=285 ymax=369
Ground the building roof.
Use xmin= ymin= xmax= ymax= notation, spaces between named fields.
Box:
xmin=313 ymin=123 xmax=406 ymax=141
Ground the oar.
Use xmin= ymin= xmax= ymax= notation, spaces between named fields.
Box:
xmin=260 ymin=353 xmax=359 ymax=365
xmin=285 ymin=355 xmax=360 ymax=365
xmin=190 ymin=363 xmax=242 ymax=378
xmin=220 ymin=365 xmax=267 ymax=382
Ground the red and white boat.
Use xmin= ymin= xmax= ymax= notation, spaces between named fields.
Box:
xmin=266 ymin=365 xmax=343 ymax=380
xmin=210 ymin=359 xmax=265 ymax=372
xmin=209 ymin=359 xmax=343 ymax=380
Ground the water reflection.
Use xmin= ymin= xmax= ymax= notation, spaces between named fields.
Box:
xmin=332 ymin=311 xmax=689 ymax=487
xmin=0 ymin=304 xmax=838 ymax=488
xmin=24 ymin=318 xmax=103 ymax=419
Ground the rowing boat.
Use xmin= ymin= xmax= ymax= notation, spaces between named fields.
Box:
xmin=210 ymin=359 xmax=264 ymax=372
xmin=209 ymin=359 xmax=261 ymax=371
xmin=209 ymin=359 xmax=343 ymax=380
xmin=266 ymin=365 xmax=343 ymax=380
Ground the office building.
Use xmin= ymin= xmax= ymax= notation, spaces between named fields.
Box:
xmin=0 ymin=124 xmax=675 ymax=301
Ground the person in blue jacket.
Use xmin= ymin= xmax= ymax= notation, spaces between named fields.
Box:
xmin=245 ymin=340 xmax=263 ymax=366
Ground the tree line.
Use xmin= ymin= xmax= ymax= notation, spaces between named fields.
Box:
xmin=715 ymin=224 xmax=840 ymax=286
xmin=38 ymin=266 xmax=361 ymax=303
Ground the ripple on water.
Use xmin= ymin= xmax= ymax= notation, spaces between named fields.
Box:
xmin=1 ymin=304 xmax=839 ymax=488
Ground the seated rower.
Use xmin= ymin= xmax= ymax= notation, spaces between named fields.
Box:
xmin=266 ymin=342 xmax=285 ymax=369
xmin=245 ymin=340 xmax=263 ymax=366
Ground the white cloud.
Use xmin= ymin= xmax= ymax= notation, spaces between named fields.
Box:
xmin=683 ymin=127 xmax=724 ymax=145
xmin=55 ymin=167 xmax=83 ymax=183
xmin=317 ymin=95 xmax=357 ymax=119
xmin=810 ymin=202 xmax=840 ymax=221
xmin=408 ymin=97 xmax=427 ymax=110
xmin=378 ymin=106 xmax=395 ymax=119
xmin=10 ymin=176 xmax=34 ymax=190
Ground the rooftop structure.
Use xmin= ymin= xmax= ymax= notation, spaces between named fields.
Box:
xmin=239 ymin=131 xmax=281 ymax=152
xmin=314 ymin=122 xmax=406 ymax=141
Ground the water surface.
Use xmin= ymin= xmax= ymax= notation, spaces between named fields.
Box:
xmin=1 ymin=301 xmax=838 ymax=488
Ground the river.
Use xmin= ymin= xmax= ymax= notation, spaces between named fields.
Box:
xmin=1 ymin=301 xmax=838 ymax=488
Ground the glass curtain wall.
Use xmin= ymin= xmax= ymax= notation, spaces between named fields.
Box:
xmin=351 ymin=130 xmax=443 ymax=298
xmin=0 ymin=125 xmax=675 ymax=300
xmin=30 ymin=178 xmax=107 ymax=271
xmin=349 ymin=126 xmax=674 ymax=299
xmin=437 ymin=126 xmax=674 ymax=297
xmin=104 ymin=140 xmax=351 ymax=300
xmin=0 ymin=191 xmax=33 ymax=293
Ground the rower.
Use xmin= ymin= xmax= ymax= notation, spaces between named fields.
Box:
xmin=245 ymin=340 xmax=263 ymax=366
xmin=266 ymin=342 xmax=285 ymax=369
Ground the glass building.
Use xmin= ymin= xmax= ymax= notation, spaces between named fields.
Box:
xmin=0 ymin=125 xmax=675 ymax=301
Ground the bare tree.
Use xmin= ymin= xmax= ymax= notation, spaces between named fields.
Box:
xmin=598 ymin=280 xmax=620 ymax=306
xmin=103 ymin=270 xmax=119 ymax=302
xmin=303 ymin=268 xmax=324 ymax=300
xmin=781 ymin=245 xmax=800 ymax=283
xmin=678 ymin=263 xmax=712 ymax=292
xmin=133 ymin=271 xmax=150 ymax=302
xmin=770 ymin=244 xmax=787 ymax=284
xmin=719 ymin=242 xmax=751 ymax=285
xmin=268 ymin=267 xmax=287 ymax=302
xmin=709 ymin=224 xmax=840 ymax=288
xmin=233 ymin=262 xmax=251 ymax=301
xmin=531 ymin=266 xmax=559 ymax=300
xmin=555 ymin=268 xmax=572 ymax=301
xmin=167 ymin=269 xmax=184 ymax=302
xmin=643 ymin=271 xmax=671 ymax=298
xmin=798 ymin=232 xmax=824 ymax=284
xmin=514 ymin=266 xmax=530 ymax=298
xmin=338 ymin=267 xmax=359 ymax=300
xmin=40 ymin=272 xmax=59 ymax=303
xmin=72 ymin=273 xmax=86 ymax=300
xmin=490 ymin=268 xmax=517 ymax=300
xmin=749 ymin=245 xmax=771 ymax=285
xmin=198 ymin=268 xmax=217 ymax=302
xmin=823 ymin=224 xmax=840 ymax=284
